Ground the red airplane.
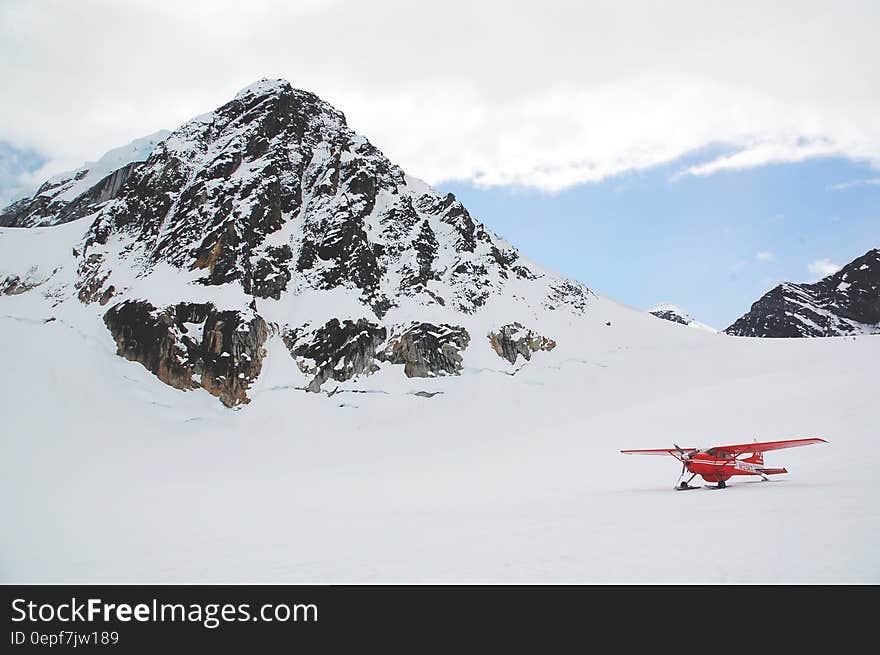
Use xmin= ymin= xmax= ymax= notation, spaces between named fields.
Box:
xmin=621 ymin=438 xmax=828 ymax=490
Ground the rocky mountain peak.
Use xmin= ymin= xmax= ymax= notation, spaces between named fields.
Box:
xmin=725 ymin=248 xmax=880 ymax=337
xmin=4 ymin=79 xmax=592 ymax=406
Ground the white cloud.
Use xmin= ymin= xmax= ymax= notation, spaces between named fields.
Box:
xmin=828 ymin=177 xmax=880 ymax=191
xmin=677 ymin=139 xmax=857 ymax=179
xmin=807 ymin=259 xmax=841 ymax=279
xmin=1 ymin=0 xmax=879 ymax=192
xmin=755 ymin=251 xmax=775 ymax=263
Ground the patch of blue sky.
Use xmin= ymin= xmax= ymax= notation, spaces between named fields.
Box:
xmin=440 ymin=153 xmax=879 ymax=329
xmin=0 ymin=141 xmax=47 ymax=207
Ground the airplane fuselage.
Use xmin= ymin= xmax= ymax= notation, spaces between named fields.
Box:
xmin=684 ymin=452 xmax=786 ymax=483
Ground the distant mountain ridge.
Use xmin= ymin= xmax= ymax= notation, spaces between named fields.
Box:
xmin=725 ymin=248 xmax=880 ymax=337
xmin=0 ymin=130 xmax=171 ymax=228
xmin=647 ymin=303 xmax=716 ymax=332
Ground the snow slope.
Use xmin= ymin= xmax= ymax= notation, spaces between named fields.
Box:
xmin=1 ymin=260 xmax=876 ymax=583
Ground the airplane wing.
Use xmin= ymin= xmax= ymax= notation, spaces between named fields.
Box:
xmin=712 ymin=438 xmax=827 ymax=454
xmin=620 ymin=448 xmax=694 ymax=456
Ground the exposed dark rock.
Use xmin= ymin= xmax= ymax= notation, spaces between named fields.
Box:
xmin=449 ymin=261 xmax=491 ymax=313
xmin=104 ymin=300 xmax=197 ymax=394
xmin=511 ymin=265 xmax=538 ymax=280
xmin=413 ymin=391 xmax=443 ymax=398
xmin=283 ymin=319 xmax=471 ymax=390
xmin=370 ymin=295 xmax=393 ymax=318
xmin=436 ymin=193 xmax=477 ymax=252
xmin=490 ymin=245 xmax=518 ymax=271
xmin=283 ymin=318 xmax=387 ymax=392
xmin=198 ymin=309 xmax=270 ymax=406
xmin=300 ymin=207 xmax=383 ymax=295
xmin=546 ymin=280 xmax=592 ymax=314
xmin=726 ymin=248 xmax=880 ymax=337
xmin=103 ymin=300 xmax=268 ymax=406
xmin=378 ymin=198 xmax=420 ymax=253
xmin=646 ymin=305 xmax=714 ymax=331
xmin=487 ymin=322 xmax=556 ymax=364
xmin=246 ymin=245 xmax=293 ymax=299
xmin=379 ymin=323 xmax=470 ymax=377
xmin=413 ymin=219 xmax=438 ymax=284
xmin=76 ymin=254 xmax=113 ymax=304
xmin=0 ymin=198 xmax=38 ymax=228
xmin=61 ymin=162 xmax=144 ymax=223
xmin=1 ymin=275 xmax=40 ymax=295
xmin=650 ymin=309 xmax=688 ymax=325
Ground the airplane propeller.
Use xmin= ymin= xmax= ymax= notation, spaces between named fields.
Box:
xmin=674 ymin=443 xmax=698 ymax=460
xmin=673 ymin=444 xmax=694 ymax=484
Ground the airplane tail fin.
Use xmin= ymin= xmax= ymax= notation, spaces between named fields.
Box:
xmin=744 ymin=450 xmax=785 ymax=475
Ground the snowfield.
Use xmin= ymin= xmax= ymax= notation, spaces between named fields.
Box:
xmin=1 ymin=233 xmax=876 ymax=583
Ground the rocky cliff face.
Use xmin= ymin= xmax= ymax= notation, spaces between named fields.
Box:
xmin=487 ymin=323 xmax=556 ymax=364
xmin=725 ymin=249 xmax=880 ymax=337
xmin=104 ymin=300 xmax=270 ymax=406
xmin=283 ymin=318 xmax=389 ymax=393
xmin=380 ymin=323 xmax=471 ymax=377
xmin=1 ymin=79 xmax=592 ymax=405
xmin=282 ymin=319 xmax=472 ymax=392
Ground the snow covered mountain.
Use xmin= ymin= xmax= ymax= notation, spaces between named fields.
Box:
xmin=0 ymin=79 xmax=591 ymax=406
xmin=647 ymin=303 xmax=716 ymax=332
xmin=0 ymin=130 xmax=171 ymax=228
xmin=3 ymin=79 xmax=878 ymax=585
xmin=725 ymin=248 xmax=880 ymax=337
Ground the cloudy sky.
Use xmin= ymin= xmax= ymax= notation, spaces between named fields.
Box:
xmin=1 ymin=0 xmax=878 ymax=326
